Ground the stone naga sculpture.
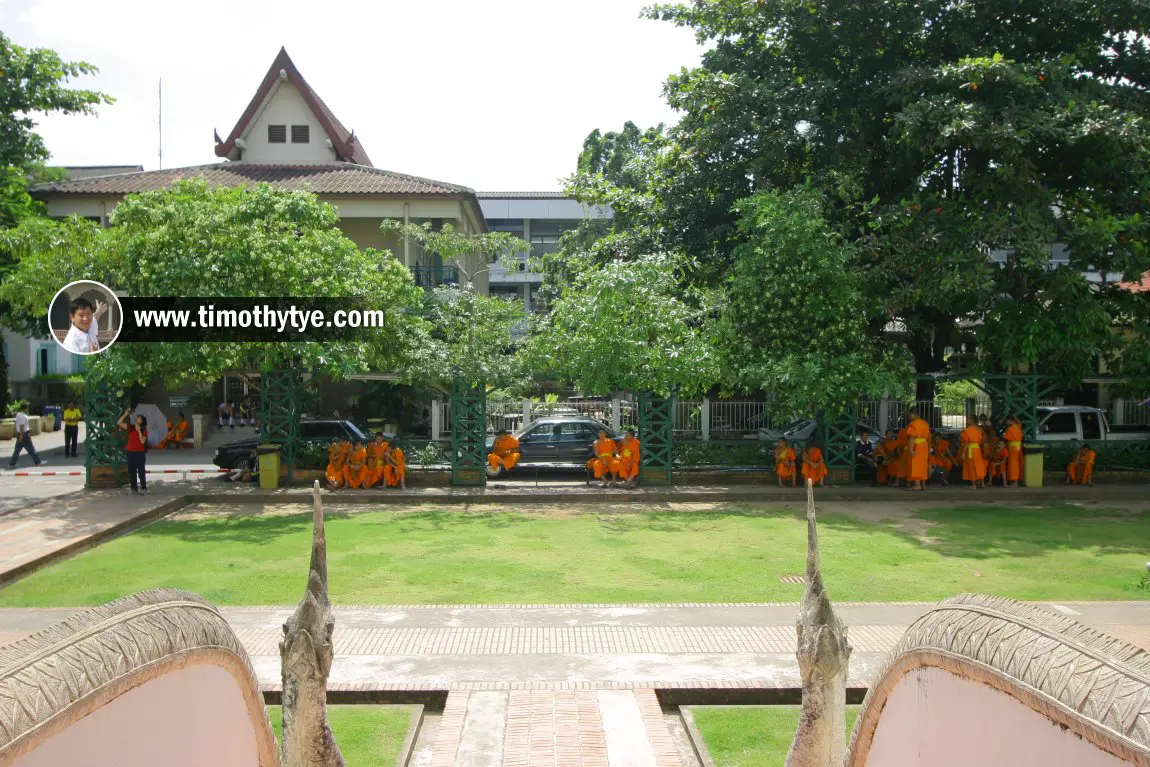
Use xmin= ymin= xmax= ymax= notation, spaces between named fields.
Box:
xmin=279 ymin=481 xmax=344 ymax=767
xmin=785 ymin=479 xmax=852 ymax=767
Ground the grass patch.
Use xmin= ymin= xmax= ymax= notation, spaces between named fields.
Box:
xmin=692 ymin=705 xmax=860 ymax=766
xmin=265 ymin=705 xmax=411 ymax=766
xmin=1 ymin=503 xmax=1147 ymax=606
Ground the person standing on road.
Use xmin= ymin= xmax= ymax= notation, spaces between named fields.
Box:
xmin=118 ymin=408 xmax=148 ymax=494
xmin=7 ymin=403 xmax=44 ymax=469
xmin=62 ymin=401 xmax=82 ymax=458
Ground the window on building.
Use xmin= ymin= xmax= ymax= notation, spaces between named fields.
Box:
xmin=37 ymin=346 xmax=52 ymax=376
xmin=291 ymin=125 xmax=310 ymax=143
xmin=529 ymin=221 xmax=579 ymax=259
xmin=487 ymin=219 xmax=525 ymax=238
xmin=267 ymin=125 xmax=287 ymax=143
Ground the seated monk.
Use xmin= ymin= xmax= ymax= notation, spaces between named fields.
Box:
xmin=487 ymin=430 xmax=521 ymax=473
xmin=589 ymin=430 xmax=621 ymax=487
xmin=364 ymin=451 xmax=383 ymax=489
xmin=343 ymin=441 xmax=369 ymax=489
xmin=157 ymin=411 xmax=189 ymax=449
xmin=383 ymin=443 xmax=406 ymax=489
xmin=775 ymin=438 xmax=797 ymax=488
xmin=617 ymin=429 xmax=641 ymax=487
xmin=875 ymin=430 xmax=898 ymax=486
xmin=801 ymin=444 xmax=829 ymax=487
xmin=369 ymin=432 xmax=390 ymax=464
xmin=1066 ymin=444 xmax=1096 ymax=486
xmin=929 ymin=435 xmax=954 ymax=486
xmin=890 ymin=425 xmax=909 ymax=487
xmin=987 ymin=437 xmax=1009 ymax=487
xmin=959 ymin=416 xmax=987 ymax=489
xmin=325 ymin=440 xmax=349 ymax=489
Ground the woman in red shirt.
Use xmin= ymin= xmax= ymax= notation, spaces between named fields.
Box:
xmin=118 ymin=408 xmax=149 ymax=494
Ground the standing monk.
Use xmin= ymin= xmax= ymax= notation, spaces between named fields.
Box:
xmin=775 ymin=438 xmax=797 ymax=488
xmin=343 ymin=441 xmax=368 ymax=489
xmin=589 ymin=430 xmax=620 ymax=487
xmin=876 ymin=430 xmax=898 ymax=486
xmin=383 ymin=442 xmax=407 ymax=489
xmin=1003 ymin=415 xmax=1024 ymax=487
xmin=905 ymin=409 xmax=931 ymax=491
xmin=801 ymin=444 xmax=829 ymax=487
xmin=617 ymin=429 xmax=641 ymax=487
xmin=960 ymin=416 xmax=987 ymax=489
xmin=891 ymin=423 xmax=910 ymax=487
xmin=488 ymin=430 xmax=521 ymax=473
xmin=1066 ymin=444 xmax=1096 ymax=486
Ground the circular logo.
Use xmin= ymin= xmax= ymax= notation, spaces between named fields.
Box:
xmin=48 ymin=280 xmax=123 ymax=356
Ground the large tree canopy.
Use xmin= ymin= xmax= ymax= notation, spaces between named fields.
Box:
xmin=0 ymin=181 xmax=425 ymax=386
xmin=527 ymin=253 xmax=718 ymax=397
xmin=568 ymin=0 xmax=1150 ymax=389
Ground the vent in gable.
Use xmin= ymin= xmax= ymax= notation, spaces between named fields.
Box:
xmin=267 ymin=125 xmax=287 ymax=143
xmin=291 ymin=125 xmax=310 ymax=144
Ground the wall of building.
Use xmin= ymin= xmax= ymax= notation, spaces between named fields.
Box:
xmin=334 ymin=218 xmax=402 ymax=256
xmin=240 ymin=81 xmax=338 ymax=165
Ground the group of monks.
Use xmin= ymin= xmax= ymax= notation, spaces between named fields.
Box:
xmin=773 ymin=442 xmax=831 ymax=488
xmin=156 ymin=411 xmax=189 ymax=449
xmin=324 ymin=433 xmax=406 ymax=490
xmin=587 ymin=429 xmax=642 ymax=487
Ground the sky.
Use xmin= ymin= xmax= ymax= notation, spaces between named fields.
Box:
xmin=1 ymin=0 xmax=704 ymax=191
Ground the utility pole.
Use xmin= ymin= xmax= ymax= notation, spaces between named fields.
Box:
xmin=158 ymin=78 xmax=163 ymax=170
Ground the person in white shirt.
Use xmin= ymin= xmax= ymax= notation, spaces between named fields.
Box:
xmin=61 ymin=297 xmax=107 ymax=355
xmin=7 ymin=405 xmax=43 ymax=468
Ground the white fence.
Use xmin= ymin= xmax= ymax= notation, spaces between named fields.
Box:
xmin=1113 ymin=397 xmax=1150 ymax=426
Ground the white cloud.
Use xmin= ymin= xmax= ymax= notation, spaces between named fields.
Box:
xmin=2 ymin=0 xmax=702 ymax=190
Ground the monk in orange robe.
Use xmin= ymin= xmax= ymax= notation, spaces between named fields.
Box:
xmin=905 ymin=409 xmax=931 ymax=490
xmin=617 ymin=430 xmax=641 ymax=486
xmin=343 ymin=441 xmax=369 ymax=489
xmin=325 ymin=440 xmax=349 ymax=489
xmin=1003 ymin=416 xmax=1023 ymax=487
xmin=488 ymin=430 xmax=521 ymax=473
xmin=589 ymin=430 xmax=620 ymax=486
xmin=987 ymin=437 xmax=1009 ymax=486
xmin=929 ymin=435 xmax=954 ymax=486
xmin=775 ymin=438 xmax=797 ymax=488
xmin=890 ymin=425 xmax=910 ymax=487
xmin=158 ymin=412 xmax=189 ymax=449
xmin=959 ymin=417 xmax=987 ymax=489
xmin=383 ymin=444 xmax=406 ymax=489
xmin=875 ymin=430 xmax=898 ymax=485
xmin=1066 ymin=445 xmax=1096 ymax=486
xmin=801 ymin=445 xmax=829 ymax=487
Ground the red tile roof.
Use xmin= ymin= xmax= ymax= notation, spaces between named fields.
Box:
xmin=30 ymin=163 xmax=476 ymax=197
xmin=477 ymin=191 xmax=569 ymax=199
xmin=1119 ymin=271 xmax=1150 ymax=293
xmin=215 ymin=47 xmax=371 ymax=166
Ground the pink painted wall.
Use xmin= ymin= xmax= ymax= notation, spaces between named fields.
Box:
xmin=865 ymin=667 xmax=1127 ymax=767
xmin=13 ymin=663 xmax=266 ymax=767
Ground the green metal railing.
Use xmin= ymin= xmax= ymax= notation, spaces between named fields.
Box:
xmin=451 ymin=378 xmax=486 ymax=486
xmin=260 ymin=369 xmax=302 ymax=482
xmin=638 ymin=391 xmax=674 ymax=485
xmin=83 ymin=378 xmax=126 ymax=488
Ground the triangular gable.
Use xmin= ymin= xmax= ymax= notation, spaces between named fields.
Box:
xmin=214 ymin=47 xmax=372 ymax=166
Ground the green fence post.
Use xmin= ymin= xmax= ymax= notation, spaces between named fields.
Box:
xmin=83 ymin=377 xmax=127 ymax=488
xmin=821 ymin=407 xmax=857 ymax=484
xmin=451 ymin=378 xmax=486 ymax=486
xmin=260 ymin=369 xmax=302 ymax=483
xmin=638 ymin=391 xmax=674 ymax=485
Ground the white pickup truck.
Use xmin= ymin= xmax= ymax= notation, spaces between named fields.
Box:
xmin=1035 ymin=406 xmax=1150 ymax=442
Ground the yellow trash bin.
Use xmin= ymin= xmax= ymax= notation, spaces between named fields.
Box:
xmin=257 ymin=444 xmax=281 ymax=490
xmin=1022 ymin=444 xmax=1044 ymax=487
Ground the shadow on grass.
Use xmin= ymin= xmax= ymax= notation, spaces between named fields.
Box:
xmin=132 ymin=503 xmax=1150 ymax=561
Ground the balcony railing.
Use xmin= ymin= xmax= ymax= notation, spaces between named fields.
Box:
xmin=411 ymin=265 xmax=459 ymax=289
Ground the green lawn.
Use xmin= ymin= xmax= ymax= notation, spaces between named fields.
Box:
xmin=692 ymin=705 xmax=860 ymax=767
xmin=265 ymin=705 xmax=411 ymax=766
xmin=1 ymin=503 xmax=1147 ymax=606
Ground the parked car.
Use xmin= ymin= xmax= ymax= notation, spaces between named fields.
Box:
xmin=758 ymin=418 xmax=882 ymax=446
xmin=212 ymin=419 xmax=371 ymax=470
xmin=1035 ymin=406 xmax=1150 ymax=443
xmin=484 ymin=416 xmax=622 ymax=478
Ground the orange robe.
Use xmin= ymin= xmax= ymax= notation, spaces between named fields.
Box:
xmin=892 ymin=428 xmax=910 ymax=480
xmin=960 ymin=427 xmax=987 ymax=482
xmin=618 ymin=437 xmax=641 ymax=481
xmin=364 ymin=455 xmax=383 ymax=488
xmin=775 ymin=446 xmax=797 ymax=480
xmin=876 ymin=439 xmax=897 ymax=484
xmin=325 ymin=443 xmax=348 ymax=488
xmin=589 ymin=437 xmax=620 ymax=479
xmin=383 ymin=448 xmax=406 ymax=487
xmin=1067 ymin=449 xmax=1095 ymax=484
xmin=1003 ymin=424 xmax=1023 ymax=483
xmin=906 ymin=418 xmax=931 ymax=482
xmin=343 ymin=447 xmax=368 ymax=489
xmin=158 ymin=419 xmax=188 ymax=448
xmin=801 ymin=448 xmax=828 ymax=484
xmin=488 ymin=434 xmax=521 ymax=471
xmin=988 ymin=443 xmax=1009 ymax=483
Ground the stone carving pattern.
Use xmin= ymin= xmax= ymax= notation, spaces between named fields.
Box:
xmin=847 ymin=593 xmax=1150 ymax=766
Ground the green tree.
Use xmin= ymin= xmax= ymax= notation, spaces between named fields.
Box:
xmin=625 ymin=0 xmax=1150 ymax=387
xmin=527 ymin=253 xmax=717 ymax=397
xmin=719 ymin=188 xmax=909 ymax=418
xmin=380 ymin=220 xmax=527 ymax=389
xmin=0 ymin=181 xmax=426 ymax=386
